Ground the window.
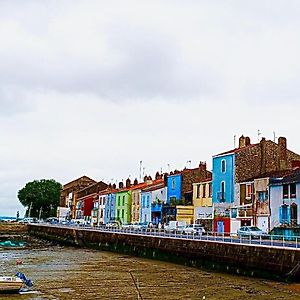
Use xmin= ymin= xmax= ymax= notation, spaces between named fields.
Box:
xmin=196 ymin=184 xmax=200 ymax=198
xmin=121 ymin=210 xmax=124 ymax=219
xmin=231 ymin=208 xmax=237 ymax=218
xmin=283 ymin=185 xmax=289 ymax=199
xmin=291 ymin=203 xmax=298 ymax=225
xmin=279 ymin=204 xmax=289 ymax=225
xmin=118 ymin=196 xmax=121 ymax=206
xmin=246 ymin=184 xmax=252 ymax=199
xmin=208 ymin=183 xmax=212 ymax=198
xmin=221 ymin=160 xmax=226 ymax=173
xmin=218 ymin=181 xmax=225 ymax=202
xmin=258 ymin=191 xmax=268 ymax=202
xmin=290 ymin=183 xmax=296 ymax=198
xmin=283 ymin=184 xmax=296 ymax=199
xmin=203 ymin=184 xmax=206 ymax=198
xmin=171 ymin=178 xmax=176 ymax=190
xmin=122 ymin=195 xmax=125 ymax=206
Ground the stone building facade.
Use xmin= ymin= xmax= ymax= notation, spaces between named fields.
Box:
xmin=181 ymin=162 xmax=212 ymax=205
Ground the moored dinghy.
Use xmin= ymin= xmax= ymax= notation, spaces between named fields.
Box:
xmin=0 ymin=272 xmax=33 ymax=294
xmin=0 ymin=276 xmax=24 ymax=293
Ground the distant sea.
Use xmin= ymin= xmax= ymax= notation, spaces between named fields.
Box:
xmin=0 ymin=216 xmax=16 ymax=221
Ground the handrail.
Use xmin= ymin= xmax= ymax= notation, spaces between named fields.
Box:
xmin=30 ymin=222 xmax=300 ymax=250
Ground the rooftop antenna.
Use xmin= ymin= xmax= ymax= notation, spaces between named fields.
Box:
xmin=167 ymin=164 xmax=170 ymax=173
xmin=273 ymin=131 xmax=277 ymax=143
xmin=187 ymin=160 xmax=191 ymax=169
xmin=139 ymin=161 xmax=142 ymax=182
xmin=258 ymin=129 xmax=261 ymax=142
xmin=234 ymin=135 xmax=236 ymax=148
xmin=142 ymin=167 xmax=145 ymax=178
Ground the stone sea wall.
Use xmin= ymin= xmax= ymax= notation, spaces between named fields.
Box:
xmin=27 ymin=224 xmax=300 ymax=282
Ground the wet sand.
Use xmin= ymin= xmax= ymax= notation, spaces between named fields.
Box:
xmin=0 ymin=245 xmax=299 ymax=300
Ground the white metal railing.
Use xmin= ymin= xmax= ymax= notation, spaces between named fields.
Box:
xmin=30 ymin=222 xmax=300 ymax=250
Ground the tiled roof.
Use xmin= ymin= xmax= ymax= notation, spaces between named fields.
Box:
xmin=214 ymin=143 xmax=258 ymax=157
xmin=279 ymin=168 xmax=300 ymax=184
xmin=141 ymin=181 xmax=165 ymax=192
xmin=269 ymin=167 xmax=300 ymax=185
xmin=241 ymin=169 xmax=296 ymax=183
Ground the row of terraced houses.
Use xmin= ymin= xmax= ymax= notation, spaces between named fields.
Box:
xmin=59 ymin=135 xmax=300 ymax=236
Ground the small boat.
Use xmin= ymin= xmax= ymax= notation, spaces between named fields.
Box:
xmin=0 ymin=276 xmax=24 ymax=294
xmin=0 ymin=272 xmax=33 ymax=294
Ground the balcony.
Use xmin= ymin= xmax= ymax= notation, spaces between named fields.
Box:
xmin=151 ymin=203 xmax=163 ymax=212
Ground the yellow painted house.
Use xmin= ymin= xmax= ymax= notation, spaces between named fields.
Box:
xmin=193 ymin=180 xmax=213 ymax=230
xmin=176 ymin=205 xmax=194 ymax=224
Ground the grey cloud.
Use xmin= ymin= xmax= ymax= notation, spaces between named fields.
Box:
xmin=0 ymin=86 xmax=34 ymax=116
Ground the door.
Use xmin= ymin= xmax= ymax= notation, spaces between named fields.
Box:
xmin=217 ymin=220 xmax=224 ymax=234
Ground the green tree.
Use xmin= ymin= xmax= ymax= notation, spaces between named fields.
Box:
xmin=18 ymin=179 xmax=62 ymax=219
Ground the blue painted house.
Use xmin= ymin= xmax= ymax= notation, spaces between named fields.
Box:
xmin=140 ymin=191 xmax=151 ymax=223
xmin=212 ymin=152 xmax=235 ymax=233
xmin=166 ymin=172 xmax=182 ymax=204
xmin=269 ymin=169 xmax=300 ymax=235
xmin=161 ymin=172 xmax=182 ymax=223
xmin=212 ymin=153 xmax=235 ymax=204
xmin=104 ymin=191 xmax=116 ymax=224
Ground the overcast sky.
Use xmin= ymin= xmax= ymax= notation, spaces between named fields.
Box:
xmin=1 ymin=0 xmax=300 ymax=217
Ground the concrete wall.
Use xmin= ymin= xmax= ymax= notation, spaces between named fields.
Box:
xmin=27 ymin=224 xmax=300 ymax=282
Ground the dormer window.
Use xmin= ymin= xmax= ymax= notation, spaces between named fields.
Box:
xmin=221 ymin=159 xmax=226 ymax=173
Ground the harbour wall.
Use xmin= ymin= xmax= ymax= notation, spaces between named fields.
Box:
xmin=27 ymin=224 xmax=300 ymax=281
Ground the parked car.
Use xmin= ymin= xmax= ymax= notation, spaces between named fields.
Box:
xmin=183 ymin=224 xmax=205 ymax=235
xmin=46 ymin=217 xmax=59 ymax=224
xmin=19 ymin=217 xmax=38 ymax=224
xmin=164 ymin=221 xmax=187 ymax=233
xmin=131 ymin=222 xmax=149 ymax=231
xmin=237 ymin=226 xmax=268 ymax=239
xmin=71 ymin=219 xmax=85 ymax=226
xmin=106 ymin=222 xmax=120 ymax=228
xmin=122 ymin=223 xmax=133 ymax=230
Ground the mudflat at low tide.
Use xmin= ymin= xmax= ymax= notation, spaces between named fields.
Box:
xmin=0 ymin=245 xmax=299 ymax=300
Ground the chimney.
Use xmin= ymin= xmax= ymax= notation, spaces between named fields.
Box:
xmin=239 ymin=135 xmax=251 ymax=148
xmin=146 ymin=176 xmax=153 ymax=185
xmin=112 ymin=183 xmax=116 ymax=189
xmin=125 ymin=178 xmax=131 ymax=188
xmin=143 ymin=175 xmax=148 ymax=182
xmin=118 ymin=181 xmax=124 ymax=189
xmin=245 ymin=136 xmax=251 ymax=146
xmin=133 ymin=178 xmax=138 ymax=185
xmin=163 ymin=173 xmax=168 ymax=186
xmin=199 ymin=161 xmax=207 ymax=171
xmin=278 ymin=137 xmax=287 ymax=170
xmin=155 ymin=171 xmax=162 ymax=180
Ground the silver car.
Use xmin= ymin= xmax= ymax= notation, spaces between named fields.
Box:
xmin=237 ymin=226 xmax=268 ymax=239
xmin=183 ymin=224 xmax=205 ymax=235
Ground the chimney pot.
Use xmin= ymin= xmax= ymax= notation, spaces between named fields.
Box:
xmin=125 ymin=178 xmax=131 ymax=188
xmin=239 ymin=135 xmax=251 ymax=148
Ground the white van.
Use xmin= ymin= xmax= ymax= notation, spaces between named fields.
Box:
xmin=164 ymin=221 xmax=187 ymax=233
